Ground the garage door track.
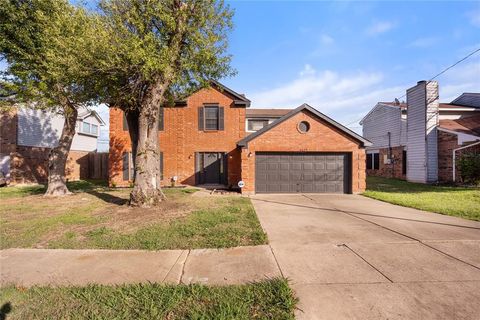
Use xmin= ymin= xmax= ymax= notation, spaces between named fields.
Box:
xmin=251 ymin=194 xmax=480 ymax=320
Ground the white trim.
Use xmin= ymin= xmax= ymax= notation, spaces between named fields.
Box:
xmin=78 ymin=110 xmax=106 ymax=126
xmin=452 ymin=140 xmax=480 ymax=182
xmin=438 ymin=127 xmax=480 ymax=144
xmin=439 ymin=107 xmax=478 ymax=112
xmin=245 ymin=118 xmax=277 ymax=132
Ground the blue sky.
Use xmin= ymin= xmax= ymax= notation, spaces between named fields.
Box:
xmin=2 ymin=1 xmax=479 ymax=150
xmin=223 ymin=0 xmax=480 ymax=131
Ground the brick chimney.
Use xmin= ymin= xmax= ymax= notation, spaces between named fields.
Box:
xmin=406 ymin=80 xmax=439 ymax=183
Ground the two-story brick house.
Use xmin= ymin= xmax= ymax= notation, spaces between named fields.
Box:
xmin=109 ymin=81 xmax=371 ymax=194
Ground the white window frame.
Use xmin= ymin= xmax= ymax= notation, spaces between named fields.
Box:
xmin=79 ymin=120 xmax=99 ymax=137
xmin=246 ymin=119 xmax=270 ymax=132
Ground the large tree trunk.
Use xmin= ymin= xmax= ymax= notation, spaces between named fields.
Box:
xmin=129 ymin=85 xmax=165 ymax=207
xmin=44 ymin=104 xmax=78 ymax=196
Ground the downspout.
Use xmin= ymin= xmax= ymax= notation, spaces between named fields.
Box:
xmin=387 ymin=132 xmax=392 ymax=177
xmin=452 ymin=140 xmax=480 ymax=182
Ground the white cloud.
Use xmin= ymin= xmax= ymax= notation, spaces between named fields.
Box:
xmin=250 ymin=65 xmax=405 ymax=132
xmin=299 ymin=64 xmax=316 ymax=77
xmin=320 ymin=33 xmax=334 ymax=45
xmin=438 ymin=61 xmax=480 ymax=101
xmin=366 ymin=21 xmax=395 ymax=36
xmin=467 ymin=9 xmax=480 ymax=27
xmin=408 ymin=37 xmax=439 ymax=48
xmin=249 ymin=61 xmax=480 ymax=133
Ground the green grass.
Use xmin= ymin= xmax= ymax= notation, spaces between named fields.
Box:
xmin=364 ymin=176 xmax=480 ymax=221
xmin=0 ymin=179 xmax=108 ymax=199
xmin=1 ymin=181 xmax=267 ymax=249
xmin=0 ymin=278 xmax=297 ymax=319
xmin=50 ymin=197 xmax=267 ymax=250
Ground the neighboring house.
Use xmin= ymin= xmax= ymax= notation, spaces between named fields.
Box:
xmin=110 ymin=81 xmax=371 ymax=194
xmin=360 ymin=82 xmax=480 ymax=183
xmin=0 ymin=105 xmax=106 ymax=184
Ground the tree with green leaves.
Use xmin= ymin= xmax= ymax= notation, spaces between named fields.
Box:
xmin=97 ymin=0 xmax=235 ymax=207
xmin=0 ymin=0 xmax=103 ymax=196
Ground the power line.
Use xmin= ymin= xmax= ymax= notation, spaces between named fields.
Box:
xmin=395 ymin=47 xmax=480 ymax=101
xmin=345 ymin=47 xmax=480 ymax=128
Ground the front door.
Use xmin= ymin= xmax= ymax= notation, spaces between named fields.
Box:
xmin=204 ymin=153 xmax=221 ymax=183
xmin=196 ymin=152 xmax=227 ymax=185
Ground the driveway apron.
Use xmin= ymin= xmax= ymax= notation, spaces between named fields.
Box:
xmin=250 ymin=194 xmax=480 ymax=320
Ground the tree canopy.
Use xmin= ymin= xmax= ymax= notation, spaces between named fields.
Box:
xmin=0 ymin=0 xmax=104 ymax=195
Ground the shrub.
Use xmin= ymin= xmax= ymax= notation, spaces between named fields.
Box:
xmin=458 ymin=152 xmax=480 ymax=185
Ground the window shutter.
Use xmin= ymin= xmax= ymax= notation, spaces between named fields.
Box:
xmin=123 ymin=113 xmax=128 ymax=131
xmin=159 ymin=152 xmax=164 ymax=180
xmin=158 ymin=107 xmax=164 ymax=131
xmin=219 ymin=107 xmax=224 ymax=130
xmin=122 ymin=152 xmax=129 ymax=180
xmin=129 ymin=152 xmax=134 ymax=180
xmin=198 ymin=107 xmax=204 ymax=131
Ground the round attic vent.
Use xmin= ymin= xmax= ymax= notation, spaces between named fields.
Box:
xmin=298 ymin=121 xmax=310 ymax=133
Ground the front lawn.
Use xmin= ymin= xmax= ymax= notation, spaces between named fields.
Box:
xmin=364 ymin=176 xmax=480 ymax=221
xmin=0 ymin=181 xmax=267 ymax=249
xmin=0 ymin=278 xmax=297 ymax=319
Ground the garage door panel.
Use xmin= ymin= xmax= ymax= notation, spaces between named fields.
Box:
xmin=303 ymin=173 xmax=314 ymax=181
xmin=256 ymin=173 xmax=267 ymax=181
xmin=257 ymin=163 xmax=267 ymax=171
xmin=255 ymin=152 xmax=350 ymax=194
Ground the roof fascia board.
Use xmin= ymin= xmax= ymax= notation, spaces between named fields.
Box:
xmin=210 ymin=80 xmax=251 ymax=107
xmin=438 ymin=126 xmax=480 ymax=139
xmin=237 ymin=103 xmax=372 ymax=147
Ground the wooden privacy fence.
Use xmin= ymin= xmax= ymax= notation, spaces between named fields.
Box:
xmin=87 ymin=152 xmax=109 ymax=180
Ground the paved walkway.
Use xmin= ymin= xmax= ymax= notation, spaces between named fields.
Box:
xmin=0 ymin=245 xmax=280 ymax=286
xmin=250 ymin=194 xmax=480 ymax=320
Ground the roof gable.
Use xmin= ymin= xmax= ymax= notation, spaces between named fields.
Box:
xmin=210 ymin=80 xmax=251 ymax=107
xmin=237 ymin=103 xmax=371 ymax=147
xmin=359 ymin=102 xmax=401 ymax=125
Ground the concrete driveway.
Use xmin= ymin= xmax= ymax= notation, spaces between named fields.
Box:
xmin=250 ymin=194 xmax=480 ymax=320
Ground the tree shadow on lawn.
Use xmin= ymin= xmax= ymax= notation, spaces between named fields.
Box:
xmin=86 ymin=189 xmax=128 ymax=205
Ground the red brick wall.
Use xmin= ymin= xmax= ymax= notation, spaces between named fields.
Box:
xmin=438 ymin=130 xmax=480 ymax=182
xmin=10 ymin=147 xmax=90 ymax=184
xmin=109 ymin=86 xmax=245 ymax=187
xmin=367 ymin=146 xmax=406 ymax=180
xmin=240 ymin=110 xmax=366 ymax=194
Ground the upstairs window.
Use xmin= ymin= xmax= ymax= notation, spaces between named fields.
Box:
xmin=205 ymin=106 xmax=219 ymax=130
xmin=198 ymin=105 xmax=224 ymax=131
xmin=80 ymin=121 xmax=99 ymax=136
xmin=247 ymin=119 xmax=269 ymax=132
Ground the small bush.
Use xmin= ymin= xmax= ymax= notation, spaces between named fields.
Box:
xmin=458 ymin=152 xmax=480 ymax=185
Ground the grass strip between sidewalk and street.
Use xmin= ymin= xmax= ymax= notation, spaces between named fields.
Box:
xmin=0 ymin=278 xmax=297 ymax=320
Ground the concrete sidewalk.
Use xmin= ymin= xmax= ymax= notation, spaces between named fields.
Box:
xmin=0 ymin=245 xmax=281 ymax=287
